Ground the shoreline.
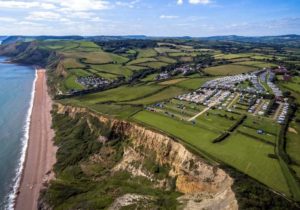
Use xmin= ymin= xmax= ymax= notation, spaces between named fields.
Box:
xmin=5 ymin=68 xmax=37 ymax=210
xmin=13 ymin=69 xmax=57 ymax=210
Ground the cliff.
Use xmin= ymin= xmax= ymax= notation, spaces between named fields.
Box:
xmin=54 ymin=104 xmax=238 ymax=210
xmin=0 ymin=41 xmax=59 ymax=67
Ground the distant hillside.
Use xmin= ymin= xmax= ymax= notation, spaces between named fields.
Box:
xmin=199 ymin=34 xmax=300 ymax=45
xmin=87 ymin=35 xmax=148 ymax=42
xmin=0 ymin=36 xmax=7 ymax=44
xmin=1 ymin=35 xmax=84 ymax=45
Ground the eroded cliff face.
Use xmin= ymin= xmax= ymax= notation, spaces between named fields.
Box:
xmin=56 ymin=104 xmax=238 ymax=210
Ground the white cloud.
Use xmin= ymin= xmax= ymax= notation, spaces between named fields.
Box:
xmin=67 ymin=12 xmax=94 ymax=19
xmin=26 ymin=11 xmax=61 ymax=21
xmin=116 ymin=0 xmax=140 ymax=8
xmin=0 ymin=0 xmax=110 ymax=11
xmin=90 ymin=17 xmax=102 ymax=22
xmin=189 ymin=0 xmax=211 ymax=4
xmin=177 ymin=0 xmax=183 ymax=5
xmin=0 ymin=1 xmax=56 ymax=9
xmin=17 ymin=21 xmax=44 ymax=26
xmin=47 ymin=0 xmax=110 ymax=11
xmin=160 ymin=15 xmax=179 ymax=19
xmin=0 ymin=17 xmax=16 ymax=22
xmin=177 ymin=0 xmax=211 ymax=5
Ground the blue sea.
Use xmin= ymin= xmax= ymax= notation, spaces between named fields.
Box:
xmin=0 ymin=57 xmax=35 ymax=209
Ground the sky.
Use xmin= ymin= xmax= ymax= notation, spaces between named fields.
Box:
xmin=0 ymin=0 xmax=299 ymax=36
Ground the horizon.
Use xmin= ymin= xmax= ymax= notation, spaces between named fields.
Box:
xmin=0 ymin=0 xmax=299 ymax=36
xmin=1 ymin=34 xmax=300 ymax=38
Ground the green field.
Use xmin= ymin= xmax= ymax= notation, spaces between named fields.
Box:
xmin=138 ymin=61 xmax=169 ymax=69
xmin=195 ymin=110 xmax=241 ymax=132
xmin=204 ymin=64 xmax=257 ymax=75
xmin=243 ymin=116 xmax=279 ymax=135
xmin=64 ymin=84 xmax=164 ymax=105
xmin=125 ymin=86 xmax=187 ymax=105
xmin=154 ymin=47 xmax=180 ymax=54
xmin=157 ymin=56 xmax=177 ymax=64
xmin=214 ymin=53 xmax=252 ymax=60
xmin=234 ymin=61 xmax=277 ymax=68
xmin=91 ymin=64 xmax=133 ymax=78
xmin=280 ymin=76 xmax=300 ymax=94
xmin=175 ymin=77 xmax=211 ymax=89
xmin=137 ymin=48 xmax=158 ymax=58
xmin=64 ymin=75 xmax=84 ymax=90
xmin=132 ymin=110 xmax=290 ymax=195
xmin=127 ymin=57 xmax=157 ymax=65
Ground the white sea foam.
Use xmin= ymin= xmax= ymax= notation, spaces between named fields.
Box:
xmin=5 ymin=68 xmax=37 ymax=210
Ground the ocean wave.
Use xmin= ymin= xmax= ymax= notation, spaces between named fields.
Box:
xmin=5 ymin=68 xmax=37 ymax=210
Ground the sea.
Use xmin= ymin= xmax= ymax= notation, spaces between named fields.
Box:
xmin=0 ymin=56 xmax=36 ymax=209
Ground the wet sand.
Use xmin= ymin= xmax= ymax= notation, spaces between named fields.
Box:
xmin=15 ymin=69 xmax=56 ymax=210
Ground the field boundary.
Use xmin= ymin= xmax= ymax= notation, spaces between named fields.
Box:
xmin=276 ymin=124 xmax=300 ymax=201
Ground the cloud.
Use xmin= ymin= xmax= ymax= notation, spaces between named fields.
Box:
xmin=26 ymin=11 xmax=61 ymax=21
xmin=48 ymin=0 xmax=110 ymax=11
xmin=116 ymin=0 xmax=140 ymax=8
xmin=0 ymin=1 xmax=56 ymax=9
xmin=177 ymin=0 xmax=183 ymax=5
xmin=160 ymin=15 xmax=179 ymax=19
xmin=177 ymin=0 xmax=211 ymax=5
xmin=0 ymin=0 xmax=110 ymax=11
xmin=17 ymin=21 xmax=44 ymax=26
xmin=189 ymin=0 xmax=211 ymax=4
xmin=0 ymin=17 xmax=16 ymax=22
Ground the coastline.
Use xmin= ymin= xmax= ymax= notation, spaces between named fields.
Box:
xmin=13 ymin=69 xmax=57 ymax=210
xmin=5 ymin=68 xmax=37 ymax=210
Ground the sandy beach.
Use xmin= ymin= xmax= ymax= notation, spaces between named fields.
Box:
xmin=15 ymin=69 xmax=56 ymax=210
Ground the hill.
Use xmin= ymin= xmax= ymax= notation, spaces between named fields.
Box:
xmin=199 ymin=34 xmax=300 ymax=46
xmin=1 ymin=35 xmax=84 ymax=45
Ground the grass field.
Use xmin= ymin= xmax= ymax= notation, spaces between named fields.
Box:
xmin=141 ymin=73 xmax=159 ymax=82
xmin=280 ymin=76 xmax=300 ymax=94
xmin=138 ymin=61 xmax=169 ymax=69
xmin=132 ymin=110 xmax=290 ymax=195
xmin=234 ymin=61 xmax=277 ymax=68
xmin=195 ymin=110 xmax=241 ymax=132
xmin=174 ymin=77 xmax=211 ymax=89
xmin=127 ymin=57 xmax=157 ymax=65
xmin=154 ymin=47 xmax=180 ymax=54
xmin=88 ymin=103 xmax=142 ymax=119
xmin=237 ymin=126 xmax=276 ymax=144
xmin=137 ymin=48 xmax=158 ymax=58
xmin=63 ymin=58 xmax=85 ymax=69
xmin=65 ymin=84 xmax=164 ymax=105
xmin=204 ymin=64 xmax=257 ymax=75
xmin=214 ymin=53 xmax=253 ymax=60
xmin=133 ymin=110 xmax=220 ymax=142
xmin=64 ymin=75 xmax=84 ymax=90
xmin=157 ymin=56 xmax=177 ymax=64
xmin=286 ymin=110 xmax=300 ymax=180
xmin=125 ymin=86 xmax=187 ymax=105
xmin=243 ymin=116 xmax=279 ymax=135
xmin=159 ymin=78 xmax=188 ymax=85
xmin=91 ymin=64 xmax=133 ymax=78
